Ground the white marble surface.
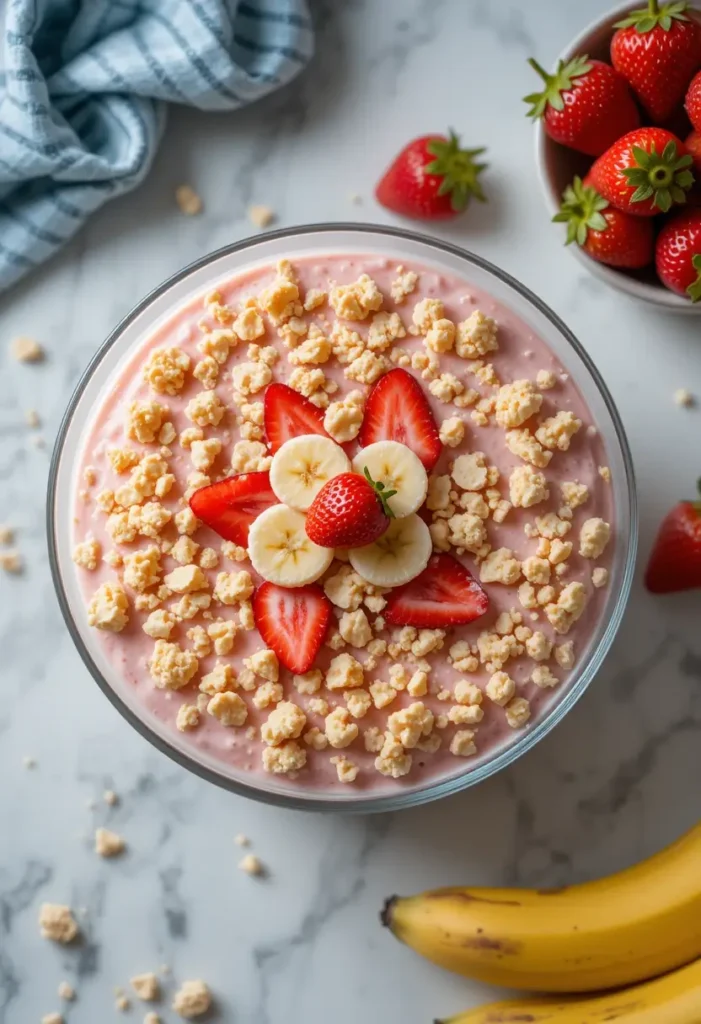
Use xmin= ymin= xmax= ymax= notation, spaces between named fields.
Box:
xmin=2 ymin=1 xmax=701 ymax=1021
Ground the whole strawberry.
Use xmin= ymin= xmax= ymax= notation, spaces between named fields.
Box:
xmin=686 ymin=68 xmax=701 ymax=131
xmin=553 ymin=174 xmax=654 ymax=268
xmin=305 ymin=470 xmax=396 ymax=549
xmin=645 ymin=481 xmax=701 ymax=593
xmin=589 ymin=127 xmax=694 ymax=215
xmin=655 ymin=207 xmax=701 ymax=300
xmin=524 ymin=55 xmax=639 ymax=156
xmin=687 ymin=129 xmax=701 ymax=175
xmin=611 ymin=0 xmax=701 ymax=123
xmin=375 ymin=132 xmax=487 ymax=220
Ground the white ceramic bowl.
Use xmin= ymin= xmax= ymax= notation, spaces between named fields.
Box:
xmin=535 ymin=1 xmax=701 ymax=314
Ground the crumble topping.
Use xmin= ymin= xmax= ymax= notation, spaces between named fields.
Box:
xmin=172 ymin=980 xmax=212 ymax=1019
xmin=39 ymin=904 xmax=78 ymax=943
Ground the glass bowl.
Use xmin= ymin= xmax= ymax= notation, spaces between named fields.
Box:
xmin=48 ymin=224 xmax=637 ymax=812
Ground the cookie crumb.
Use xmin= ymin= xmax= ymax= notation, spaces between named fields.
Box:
xmin=23 ymin=756 xmax=36 ymax=769
xmin=234 ymin=833 xmax=249 ymax=847
xmin=39 ymin=903 xmax=78 ymax=943
xmin=238 ymin=853 xmax=264 ymax=876
xmin=25 ymin=408 xmax=40 ymax=427
xmin=41 ymin=1014 xmax=63 ymax=1024
xmin=58 ymin=982 xmax=75 ymax=1001
xmin=144 ymin=1014 xmax=162 ymax=1024
xmin=674 ymin=388 xmax=695 ymax=408
xmin=172 ymin=979 xmax=212 ymax=1019
xmin=248 ymin=205 xmax=275 ymax=229
xmin=349 ymin=192 xmax=362 ymax=204
xmin=95 ymin=827 xmax=126 ymax=857
xmin=11 ymin=335 xmax=44 ymax=362
xmin=115 ymin=993 xmax=131 ymax=1012
xmin=0 ymin=525 xmax=13 ymax=545
xmin=0 ymin=550 xmax=22 ymax=574
xmin=130 ymin=972 xmax=160 ymax=1002
xmin=175 ymin=185 xmax=202 ymax=216
xmin=103 ymin=789 xmax=118 ymax=806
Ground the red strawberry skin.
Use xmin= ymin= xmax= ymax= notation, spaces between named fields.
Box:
xmin=189 ymin=472 xmax=278 ymax=546
xmin=264 ymin=382 xmax=329 ymax=454
xmin=645 ymin=498 xmax=701 ymax=593
xmin=611 ymin=7 xmax=701 ymax=123
xmin=686 ymin=69 xmax=701 ymax=132
xmin=358 ymin=368 xmax=442 ymax=472
xmin=253 ymin=582 xmax=332 ymax=673
xmin=555 ymin=173 xmax=653 ymax=269
xmin=687 ymin=129 xmax=701 ymax=175
xmin=589 ymin=128 xmax=693 ymax=216
xmin=384 ymin=554 xmax=489 ymax=628
xmin=306 ymin=472 xmax=390 ymax=549
xmin=655 ymin=207 xmax=701 ymax=299
xmin=375 ymin=132 xmax=487 ymax=220
xmin=527 ymin=58 xmax=639 ymax=156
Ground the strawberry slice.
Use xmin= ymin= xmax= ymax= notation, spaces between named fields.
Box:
xmin=189 ymin=472 xmax=278 ymax=547
xmin=358 ymin=368 xmax=442 ymax=472
xmin=252 ymin=581 xmax=333 ymax=673
xmin=264 ymin=382 xmax=330 ymax=454
xmin=384 ymin=553 xmax=489 ymax=628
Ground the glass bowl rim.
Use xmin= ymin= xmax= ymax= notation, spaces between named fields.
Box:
xmin=47 ymin=222 xmax=638 ymax=814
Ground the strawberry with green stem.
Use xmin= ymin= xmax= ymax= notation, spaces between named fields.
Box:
xmin=553 ymin=175 xmax=654 ymax=268
xmin=611 ymin=0 xmax=701 ymax=124
xmin=589 ymin=127 xmax=695 ymax=215
xmin=524 ymin=55 xmax=639 ymax=156
xmin=375 ymin=132 xmax=487 ymax=220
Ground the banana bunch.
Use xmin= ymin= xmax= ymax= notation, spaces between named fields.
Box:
xmin=382 ymin=822 xmax=701 ymax=1021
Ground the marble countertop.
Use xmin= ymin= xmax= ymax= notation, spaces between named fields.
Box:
xmin=2 ymin=1 xmax=701 ymax=1021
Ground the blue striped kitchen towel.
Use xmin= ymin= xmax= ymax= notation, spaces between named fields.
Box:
xmin=0 ymin=0 xmax=313 ymax=291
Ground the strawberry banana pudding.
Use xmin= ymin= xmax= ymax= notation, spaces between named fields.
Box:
xmin=72 ymin=255 xmax=614 ymax=793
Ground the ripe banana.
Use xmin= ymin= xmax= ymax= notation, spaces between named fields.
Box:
xmin=352 ymin=440 xmax=428 ymax=518
xmin=382 ymin=821 xmax=701 ymax=993
xmin=440 ymin=957 xmax=701 ymax=1024
xmin=349 ymin=514 xmax=432 ymax=587
xmin=269 ymin=435 xmax=350 ymax=511
xmin=248 ymin=504 xmax=333 ymax=586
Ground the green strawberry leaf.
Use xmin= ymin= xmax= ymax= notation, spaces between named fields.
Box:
xmin=655 ymin=188 xmax=672 ymax=212
xmin=523 ymin=55 xmax=592 ymax=120
xmin=552 ymin=175 xmax=610 ymax=249
xmin=425 ymin=132 xmax=488 ymax=212
xmin=688 ymin=254 xmax=701 ymax=302
xmin=614 ymin=0 xmax=690 ymax=32
xmin=623 ymin=138 xmax=694 ymax=208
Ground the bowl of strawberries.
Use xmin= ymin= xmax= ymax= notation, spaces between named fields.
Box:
xmin=532 ymin=0 xmax=701 ymax=311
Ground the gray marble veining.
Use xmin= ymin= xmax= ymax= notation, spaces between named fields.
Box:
xmin=1 ymin=1 xmax=700 ymax=1021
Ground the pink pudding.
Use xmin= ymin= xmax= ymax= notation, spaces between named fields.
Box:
xmin=70 ymin=254 xmax=615 ymax=796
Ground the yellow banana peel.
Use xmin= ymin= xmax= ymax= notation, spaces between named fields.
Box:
xmin=440 ymin=957 xmax=701 ymax=1023
xmin=382 ymin=821 xmax=701 ymax=992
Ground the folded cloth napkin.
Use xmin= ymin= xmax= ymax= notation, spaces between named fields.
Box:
xmin=0 ymin=0 xmax=313 ymax=291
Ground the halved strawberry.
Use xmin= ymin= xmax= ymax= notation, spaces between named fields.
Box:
xmin=189 ymin=472 xmax=278 ymax=547
xmin=383 ymin=553 xmax=489 ymax=628
xmin=358 ymin=368 xmax=442 ymax=472
xmin=264 ymin=382 xmax=330 ymax=454
xmin=252 ymin=581 xmax=332 ymax=673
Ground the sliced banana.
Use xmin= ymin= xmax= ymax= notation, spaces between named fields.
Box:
xmin=352 ymin=441 xmax=428 ymax=518
xmin=270 ymin=435 xmax=350 ymax=511
xmin=349 ymin=514 xmax=432 ymax=588
xmin=248 ymin=505 xmax=334 ymax=587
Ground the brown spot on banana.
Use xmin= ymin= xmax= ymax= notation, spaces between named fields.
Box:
xmin=461 ymin=935 xmax=522 ymax=955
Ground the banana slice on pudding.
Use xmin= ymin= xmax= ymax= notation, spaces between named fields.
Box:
xmin=352 ymin=441 xmax=428 ymax=518
xmin=248 ymin=505 xmax=334 ymax=587
xmin=270 ymin=435 xmax=350 ymax=511
xmin=348 ymin=513 xmax=432 ymax=588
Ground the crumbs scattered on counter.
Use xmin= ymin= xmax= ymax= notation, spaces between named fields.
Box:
xmin=115 ymin=992 xmax=131 ymax=1012
xmin=144 ymin=1013 xmax=162 ymax=1024
xmin=674 ymin=388 xmax=695 ymax=408
xmin=175 ymin=185 xmax=203 ymax=216
xmin=57 ymin=982 xmax=75 ymax=1001
xmin=10 ymin=335 xmax=44 ymax=362
xmin=41 ymin=1013 xmax=63 ymax=1024
xmin=39 ymin=904 xmax=79 ymax=943
xmin=248 ymin=205 xmax=275 ymax=229
xmin=26 ymin=408 xmax=40 ymax=427
xmin=234 ymin=833 xmax=250 ymax=847
xmin=349 ymin=192 xmax=362 ymax=204
xmin=172 ymin=979 xmax=212 ymax=1019
xmin=23 ymin=756 xmax=36 ymax=769
xmin=0 ymin=549 xmax=22 ymax=574
xmin=103 ymin=789 xmax=119 ymax=806
xmin=238 ymin=853 xmax=265 ymax=877
xmin=130 ymin=972 xmax=160 ymax=1002
xmin=95 ymin=827 xmax=126 ymax=857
